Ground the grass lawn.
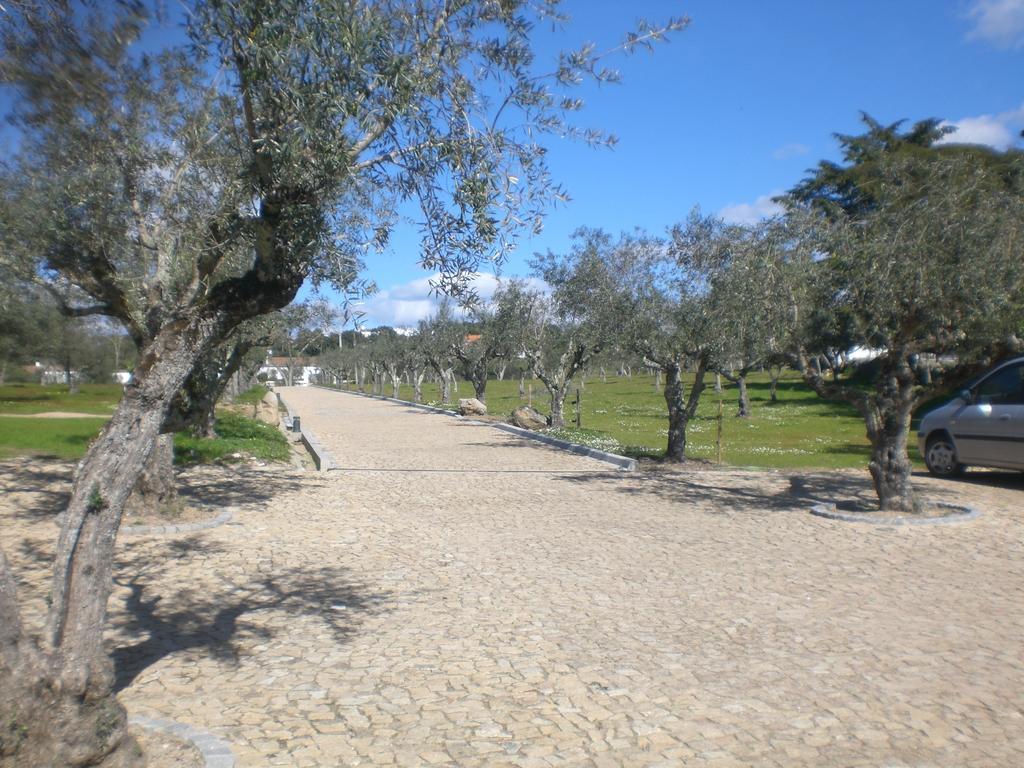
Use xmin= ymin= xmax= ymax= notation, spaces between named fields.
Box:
xmin=0 ymin=384 xmax=288 ymax=464
xmin=233 ymin=384 xmax=271 ymax=405
xmin=0 ymin=416 xmax=109 ymax=460
xmin=344 ymin=371 xmax=929 ymax=470
xmin=174 ymin=411 xmax=291 ymax=464
xmin=0 ymin=383 xmax=123 ymax=415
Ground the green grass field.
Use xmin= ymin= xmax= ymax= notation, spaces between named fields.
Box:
xmin=0 ymin=384 xmax=288 ymax=464
xmin=0 ymin=416 xmax=109 ymax=460
xmin=0 ymin=376 xmax=928 ymax=470
xmin=0 ymin=383 xmax=123 ymax=415
xmin=351 ymin=371 xmax=927 ymax=470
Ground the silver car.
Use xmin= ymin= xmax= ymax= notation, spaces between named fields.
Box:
xmin=918 ymin=355 xmax=1024 ymax=476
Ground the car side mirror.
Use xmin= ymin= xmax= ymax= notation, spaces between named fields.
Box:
xmin=958 ymin=389 xmax=972 ymax=403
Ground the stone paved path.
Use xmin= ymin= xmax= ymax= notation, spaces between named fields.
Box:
xmin=4 ymin=386 xmax=1024 ymax=767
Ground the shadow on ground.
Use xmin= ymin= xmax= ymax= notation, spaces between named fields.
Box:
xmin=1 ymin=461 xmax=316 ymax=521
xmin=0 ymin=460 xmax=74 ymax=522
xmin=177 ymin=465 xmax=319 ymax=508
xmin=110 ymin=536 xmax=389 ymax=692
xmin=554 ymin=467 xmax=908 ymax=515
xmin=920 ymin=469 xmax=1024 ymax=493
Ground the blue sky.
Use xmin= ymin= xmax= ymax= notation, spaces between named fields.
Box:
xmin=3 ymin=1 xmax=1021 ymax=328
xmin=357 ymin=0 xmax=1024 ymax=327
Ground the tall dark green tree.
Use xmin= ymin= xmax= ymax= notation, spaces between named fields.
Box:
xmin=786 ymin=115 xmax=1024 ymax=511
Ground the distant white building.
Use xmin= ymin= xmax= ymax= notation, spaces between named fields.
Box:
xmin=29 ymin=362 xmax=81 ymax=385
xmin=258 ymin=355 xmax=321 ymax=386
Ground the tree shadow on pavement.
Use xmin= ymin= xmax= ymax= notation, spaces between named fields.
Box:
xmin=176 ymin=465 xmax=320 ymax=509
xmin=923 ymin=469 xmax=1024 ymax=493
xmin=109 ymin=536 xmax=389 ymax=692
xmin=0 ymin=459 xmax=74 ymax=522
xmin=554 ymin=467 xmax=888 ymax=515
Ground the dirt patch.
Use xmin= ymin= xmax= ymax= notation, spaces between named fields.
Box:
xmin=130 ymin=724 xmax=204 ymax=768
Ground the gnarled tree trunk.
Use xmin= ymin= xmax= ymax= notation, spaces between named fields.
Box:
xmin=736 ymin=374 xmax=750 ymax=418
xmin=469 ymin=362 xmax=487 ymax=402
xmin=548 ymin=386 xmax=568 ymax=429
xmin=769 ymin=366 xmax=781 ymax=402
xmin=663 ymin=358 xmax=708 ymax=462
xmin=412 ymin=369 xmax=425 ymax=403
xmin=124 ymin=434 xmax=177 ymax=518
xmin=1 ymin=317 xmax=225 ymax=767
xmin=865 ymin=401 xmax=918 ymax=512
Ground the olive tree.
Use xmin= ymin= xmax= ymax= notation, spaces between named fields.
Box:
xmin=786 ymin=116 xmax=1024 ymax=512
xmin=450 ymin=282 xmax=526 ymax=403
xmin=702 ymin=219 xmax=806 ymax=418
xmin=598 ymin=221 xmax=718 ymax=461
xmin=417 ymin=301 xmax=459 ymax=404
xmin=0 ymin=2 xmax=686 ymax=765
xmin=523 ymin=232 xmax=624 ymax=428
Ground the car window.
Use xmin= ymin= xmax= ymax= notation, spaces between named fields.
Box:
xmin=976 ymin=363 xmax=1024 ymax=405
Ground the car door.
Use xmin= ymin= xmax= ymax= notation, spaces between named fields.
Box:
xmin=952 ymin=362 xmax=1024 ymax=468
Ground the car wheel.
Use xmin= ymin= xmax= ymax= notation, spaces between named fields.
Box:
xmin=925 ymin=434 xmax=963 ymax=477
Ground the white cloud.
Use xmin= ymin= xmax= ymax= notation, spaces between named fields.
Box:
xmin=718 ymin=192 xmax=784 ymax=225
xmin=359 ymin=272 xmax=546 ymax=328
xmin=772 ymin=143 xmax=810 ymax=160
xmin=937 ymin=103 xmax=1024 ymax=150
xmin=965 ymin=0 xmax=1024 ymax=48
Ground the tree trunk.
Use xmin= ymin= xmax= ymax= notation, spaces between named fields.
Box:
xmin=0 ymin=362 xmax=5 ymax=386
xmin=518 ymin=374 xmax=525 ymax=399
xmin=736 ymin=374 xmax=750 ymax=418
xmin=1 ymin=319 xmax=224 ymax=767
xmin=664 ymin=362 xmax=688 ymax=462
xmin=663 ymin=358 xmax=708 ymax=463
xmin=194 ymin=407 xmax=217 ymax=439
xmin=391 ymin=371 xmax=400 ymax=399
xmin=769 ymin=367 xmax=780 ymax=402
xmin=714 ymin=373 xmax=722 ymax=394
xmin=472 ymin=365 xmax=487 ymax=402
xmin=549 ymin=387 xmax=567 ymax=429
xmin=866 ymin=404 xmax=918 ymax=512
xmin=125 ymin=434 xmax=177 ymax=518
xmin=497 ymin=363 xmax=507 ymax=381
xmin=652 ymin=368 xmax=661 ymax=393
xmin=413 ymin=371 xmax=425 ymax=403
xmin=439 ymin=369 xmax=452 ymax=404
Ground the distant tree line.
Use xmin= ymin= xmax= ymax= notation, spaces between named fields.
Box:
xmin=310 ymin=116 xmax=1024 ymax=515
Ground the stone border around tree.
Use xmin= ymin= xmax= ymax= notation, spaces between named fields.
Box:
xmin=120 ymin=509 xmax=234 ymax=536
xmin=130 ymin=714 xmax=235 ymax=767
xmin=809 ymin=501 xmax=980 ymax=526
xmin=311 ymin=385 xmax=637 ymax=471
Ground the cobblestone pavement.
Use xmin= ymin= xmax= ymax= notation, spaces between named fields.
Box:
xmin=3 ymin=386 xmax=1024 ymax=767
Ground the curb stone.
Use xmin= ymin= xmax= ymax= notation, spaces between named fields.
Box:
xmin=311 ymin=385 xmax=636 ymax=471
xmin=121 ymin=509 xmax=234 ymax=536
xmin=130 ymin=715 xmax=235 ymax=767
xmin=276 ymin=391 xmax=338 ymax=471
xmin=809 ymin=501 xmax=980 ymax=525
